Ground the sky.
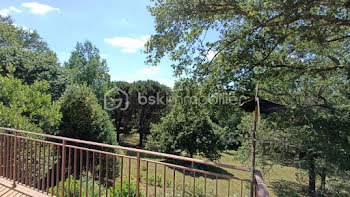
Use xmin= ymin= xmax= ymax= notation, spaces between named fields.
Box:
xmin=0 ymin=0 xmax=177 ymax=87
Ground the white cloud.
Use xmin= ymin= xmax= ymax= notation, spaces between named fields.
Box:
xmin=138 ymin=66 xmax=160 ymax=76
xmin=9 ymin=6 xmax=22 ymax=13
xmin=0 ymin=9 xmax=9 ymax=16
xmin=204 ymin=50 xmax=217 ymax=60
xmin=21 ymin=2 xmax=59 ymax=15
xmin=104 ymin=35 xmax=148 ymax=53
xmin=0 ymin=6 xmax=22 ymax=16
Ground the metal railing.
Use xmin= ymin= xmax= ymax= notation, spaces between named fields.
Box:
xmin=0 ymin=127 xmax=269 ymax=197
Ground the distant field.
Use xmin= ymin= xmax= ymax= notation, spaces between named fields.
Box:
xmin=119 ymin=133 xmax=308 ymax=197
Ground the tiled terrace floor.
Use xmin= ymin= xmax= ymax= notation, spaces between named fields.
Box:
xmin=0 ymin=177 xmax=49 ymax=197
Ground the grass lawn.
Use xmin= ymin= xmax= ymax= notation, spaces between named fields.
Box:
xmin=117 ymin=133 xmax=309 ymax=197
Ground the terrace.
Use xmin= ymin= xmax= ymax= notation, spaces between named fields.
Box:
xmin=0 ymin=127 xmax=269 ymax=197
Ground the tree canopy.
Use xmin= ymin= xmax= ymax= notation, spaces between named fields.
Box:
xmin=65 ymin=41 xmax=111 ymax=104
xmin=145 ymin=0 xmax=350 ymax=195
xmin=0 ymin=16 xmax=67 ymax=100
xmin=0 ymin=73 xmax=61 ymax=134
xmin=129 ymin=80 xmax=171 ymax=146
xmin=58 ymin=84 xmax=117 ymax=146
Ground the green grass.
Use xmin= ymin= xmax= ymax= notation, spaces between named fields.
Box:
xmin=118 ymin=134 xmax=308 ymax=197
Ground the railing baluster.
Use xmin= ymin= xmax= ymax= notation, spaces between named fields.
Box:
xmin=136 ymin=152 xmax=140 ymax=197
xmin=92 ymin=152 xmax=96 ymax=197
xmin=193 ymin=171 xmax=196 ymax=197
xmin=30 ymin=140 xmax=33 ymax=188
xmin=25 ymin=138 xmax=29 ymax=186
xmin=51 ymin=145 xmax=55 ymax=196
xmin=9 ymin=136 xmax=12 ymax=180
xmin=128 ymin=157 xmax=131 ymax=197
xmin=146 ymin=161 xmax=148 ymax=197
xmin=61 ymin=140 xmax=66 ymax=197
xmin=16 ymin=138 xmax=20 ymax=184
xmin=7 ymin=136 xmax=10 ymax=179
xmin=0 ymin=135 xmax=3 ymax=177
xmin=86 ymin=150 xmax=89 ymax=197
xmin=216 ymin=176 xmax=218 ymax=197
xmin=22 ymin=139 xmax=25 ymax=185
xmin=46 ymin=144 xmax=51 ymax=193
xmin=42 ymin=143 xmax=46 ymax=191
xmin=56 ymin=146 xmax=61 ymax=197
xmin=182 ymin=169 xmax=185 ymax=197
xmin=12 ymin=132 xmax=17 ymax=188
xmin=68 ymin=147 xmax=72 ymax=196
xmin=155 ymin=163 xmax=157 ymax=197
xmin=79 ymin=149 xmax=83 ymax=197
xmin=105 ymin=155 xmax=108 ymax=197
xmin=34 ymin=141 xmax=37 ymax=189
xmin=73 ymin=148 xmax=78 ymax=197
xmin=120 ymin=157 xmax=123 ymax=197
xmin=172 ymin=167 xmax=175 ymax=197
xmin=112 ymin=155 xmax=116 ymax=197
xmin=99 ymin=153 xmax=102 ymax=197
xmin=204 ymin=174 xmax=207 ymax=197
xmin=91 ymin=152 xmax=95 ymax=196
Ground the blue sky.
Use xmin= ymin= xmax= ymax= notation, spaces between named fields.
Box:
xmin=0 ymin=0 xmax=177 ymax=87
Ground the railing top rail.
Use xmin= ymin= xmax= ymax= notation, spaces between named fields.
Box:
xmin=0 ymin=127 xmax=251 ymax=172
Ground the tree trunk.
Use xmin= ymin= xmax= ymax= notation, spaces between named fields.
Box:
xmin=320 ymin=168 xmax=326 ymax=190
xmin=308 ymin=156 xmax=316 ymax=197
xmin=116 ymin=130 xmax=120 ymax=142
xmin=139 ymin=132 xmax=143 ymax=147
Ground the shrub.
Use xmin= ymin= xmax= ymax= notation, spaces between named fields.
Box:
xmin=107 ymin=179 xmax=143 ymax=197
xmin=51 ymin=175 xmax=106 ymax=197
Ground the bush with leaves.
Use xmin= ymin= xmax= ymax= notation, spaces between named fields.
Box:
xmin=52 ymin=175 xmax=106 ymax=197
xmin=107 ymin=179 xmax=143 ymax=197
xmin=0 ymin=74 xmax=61 ymax=133
xmin=58 ymin=84 xmax=117 ymax=146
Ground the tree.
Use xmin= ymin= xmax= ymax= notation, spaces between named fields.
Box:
xmin=58 ymin=84 xmax=119 ymax=180
xmin=145 ymin=0 xmax=350 ymax=195
xmin=107 ymin=81 xmax=133 ymax=142
xmin=0 ymin=16 xmax=67 ymax=100
xmin=146 ymin=79 xmax=231 ymax=160
xmin=129 ymin=80 xmax=171 ymax=147
xmin=58 ymin=84 xmax=117 ymax=146
xmin=64 ymin=41 xmax=110 ymax=105
xmin=0 ymin=73 xmax=61 ymax=134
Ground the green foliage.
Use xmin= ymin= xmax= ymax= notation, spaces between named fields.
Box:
xmin=58 ymin=84 xmax=117 ymax=146
xmin=0 ymin=103 xmax=42 ymax=133
xmin=0 ymin=16 xmax=67 ymax=100
xmin=129 ymin=80 xmax=172 ymax=146
xmin=107 ymin=179 xmax=144 ymax=197
xmin=146 ymin=80 xmax=230 ymax=160
xmin=146 ymin=0 xmax=350 ymax=195
xmin=52 ymin=175 xmax=106 ymax=197
xmin=0 ymin=74 xmax=61 ymax=133
xmin=107 ymin=81 xmax=133 ymax=142
xmin=64 ymin=41 xmax=110 ymax=104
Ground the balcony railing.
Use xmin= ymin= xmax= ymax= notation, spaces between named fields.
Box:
xmin=0 ymin=127 xmax=269 ymax=197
